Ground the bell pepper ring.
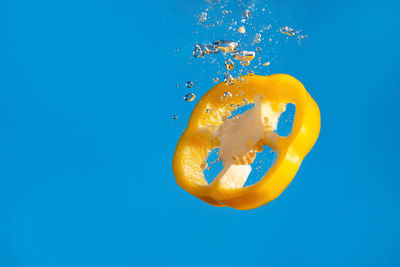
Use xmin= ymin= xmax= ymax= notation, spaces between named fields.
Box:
xmin=172 ymin=74 xmax=321 ymax=210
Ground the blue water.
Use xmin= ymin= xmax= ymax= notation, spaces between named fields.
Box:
xmin=0 ymin=0 xmax=400 ymax=266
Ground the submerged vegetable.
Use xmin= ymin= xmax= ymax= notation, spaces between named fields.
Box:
xmin=172 ymin=74 xmax=321 ymax=210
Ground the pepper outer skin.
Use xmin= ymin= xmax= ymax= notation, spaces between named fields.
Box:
xmin=172 ymin=74 xmax=321 ymax=210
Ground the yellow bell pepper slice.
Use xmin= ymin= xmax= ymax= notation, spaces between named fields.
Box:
xmin=172 ymin=74 xmax=321 ymax=210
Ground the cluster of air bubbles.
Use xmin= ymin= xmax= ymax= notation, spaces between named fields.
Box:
xmin=224 ymin=72 xmax=235 ymax=86
xmin=198 ymin=12 xmax=207 ymax=23
xmin=278 ymin=26 xmax=308 ymax=44
xmin=193 ymin=43 xmax=219 ymax=58
xmin=224 ymin=91 xmax=232 ymax=98
xmin=262 ymin=24 xmax=272 ymax=31
xmin=205 ymin=0 xmax=221 ymax=6
xmin=192 ymin=39 xmax=257 ymax=84
xmin=242 ymin=9 xmax=250 ymax=22
xmin=172 ymin=2 xmax=309 ymax=120
xmin=297 ymin=34 xmax=308 ymax=44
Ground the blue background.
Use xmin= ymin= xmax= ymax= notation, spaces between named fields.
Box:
xmin=0 ymin=0 xmax=399 ymax=266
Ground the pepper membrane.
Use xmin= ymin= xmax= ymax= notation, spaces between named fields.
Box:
xmin=172 ymin=74 xmax=320 ymax=210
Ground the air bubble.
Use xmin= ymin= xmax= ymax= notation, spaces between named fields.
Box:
xmin=186 ymin=81 xmax=193 ymax=88
xmin=184 ymin=93 xmax=196 ymax=102
xmin=242 ymin=10 xmax=250 ymax=20
xmin=213 ymin=40 xmax=239 ymax=53
xmin=193 ymin=44 xmax=203 ymax=57
xmin=224 ymin=73 xmax=235 ymax=85
xmin=280 ymin=26 xmax=295 ymax=36
xmin=231 ymin=50 xmax=255 ymax=62
xmin=224 ymin=59 xmax=235 ymax=70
